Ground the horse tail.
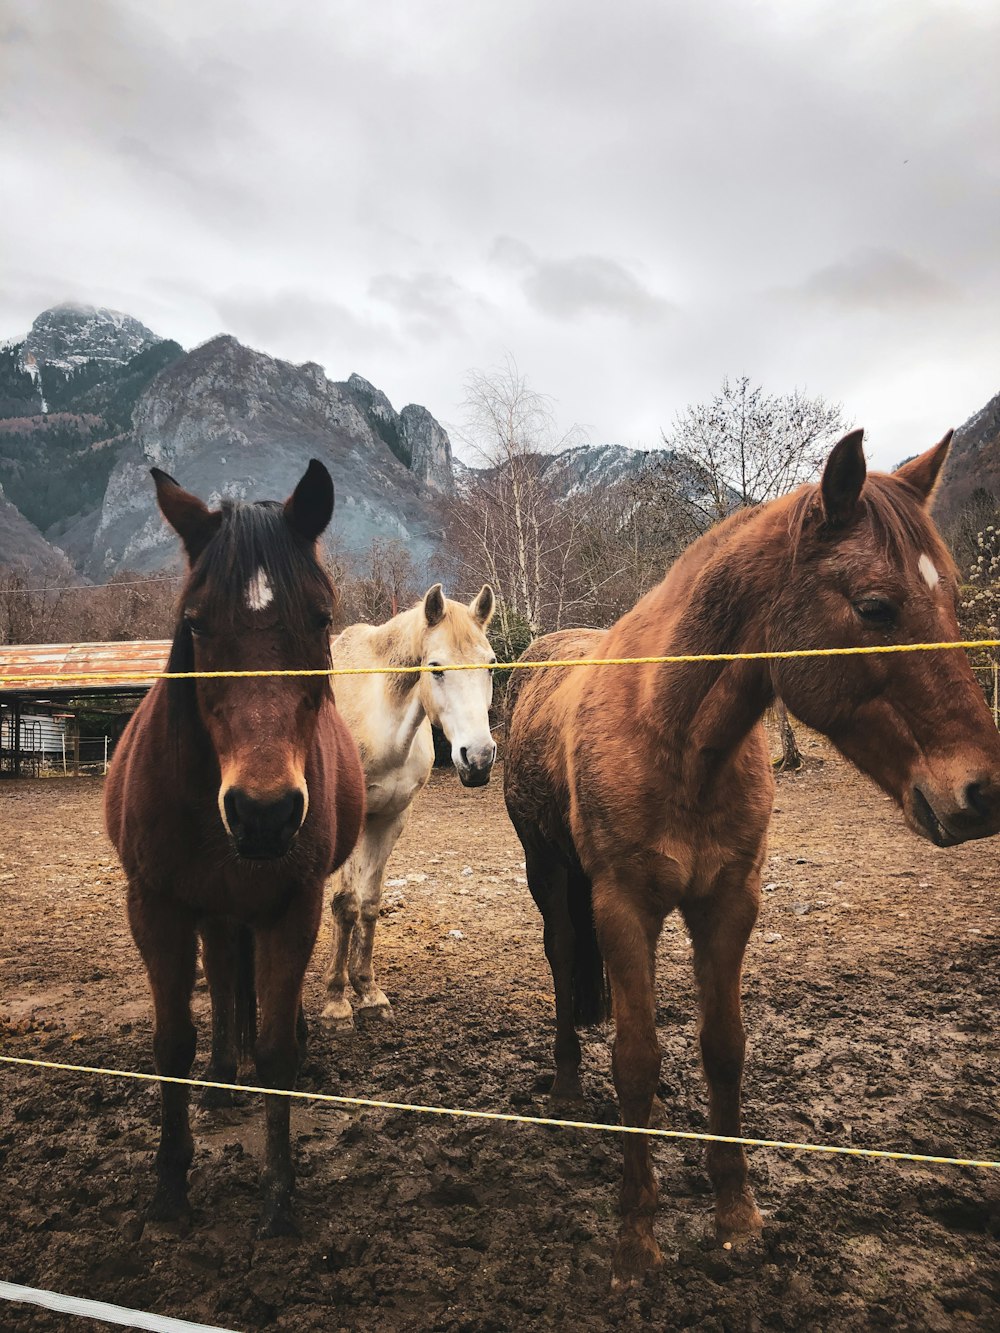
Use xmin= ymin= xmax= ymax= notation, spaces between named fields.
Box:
xmin=568 ymin=872 xmax=611 ymax=1027
xmin=235 ymin=925 xmax=257 ymax=1059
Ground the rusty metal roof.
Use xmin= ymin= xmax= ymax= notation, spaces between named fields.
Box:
xmin=0 ymin=640 xmax=172 ymax=697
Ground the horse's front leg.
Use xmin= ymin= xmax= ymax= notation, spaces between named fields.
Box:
xmin=321 ymin=862 xmax=360 ymax=1028
xmin=594 ymin=880 xmax=665 ymax=1290
xmin=349 ymin=810 xmax=406 ymax=1021
xmin=126 ymin=884 xmax=198 ymax=1224
xmin=253 ymin=889 xmax=322 ymax=1237
xmin=682 ymin=872 xmax=764 ymax=1246
xmin=199 ymin=918 xmax=239 ymax=1109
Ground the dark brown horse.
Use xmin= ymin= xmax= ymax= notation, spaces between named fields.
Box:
xmin=503 ymin=430 xmax=1000 ymax=1288
xmin=105 ymin=460 xmax=364 ymax=1236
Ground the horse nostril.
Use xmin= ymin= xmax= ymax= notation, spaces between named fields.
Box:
xmin=224 ymin=788 xmax=305 ymax=854
xmin=460 ymin=746 xmax=469 ymax=767
xmin=964 ymin=781 xmax=990 ymax=818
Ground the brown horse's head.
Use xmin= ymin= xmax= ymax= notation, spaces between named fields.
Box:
xmin=153 ymin=460 xmax=337 ymax=860
xmin=768 ymin=429 xmax=1000 ymax=846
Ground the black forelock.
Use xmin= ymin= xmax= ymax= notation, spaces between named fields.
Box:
xmin=166 ymin=499 xmax=335 ymax=724
xmin=185 ymin=499 xmax=334 ymax=629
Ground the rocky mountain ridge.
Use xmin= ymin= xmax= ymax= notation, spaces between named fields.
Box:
xmin=0 ymin=305 xmax=461 ymax=580
xmin=86 ymin=335 xmax=453 ymax=577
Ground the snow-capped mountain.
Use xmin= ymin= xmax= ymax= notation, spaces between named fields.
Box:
xmin=20 ymin=303 xmax=163 ymax=374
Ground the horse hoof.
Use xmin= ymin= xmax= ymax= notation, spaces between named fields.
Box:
xmin=320 ymin=999 xmax=355 ymax=1030
xmin=200 ymin=1084 xmax=237 ymax=1110
xmin=146 ymin=1188 xmax=191 ymax=1227
xmin=610 ymin=1230 xmax=663 ymax=1291
xmin=546 ymin=1068 xmax=584 ymax=1114
xmin=717 ymin=1193 xmax=764 ymax=1247
xmin=257 ymin=1205 xmax=300 ymax=1240
xmin=355 ymin=1000 xmax=393 ymax=1024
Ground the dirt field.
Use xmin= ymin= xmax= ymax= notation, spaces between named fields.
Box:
xmin=1 ymin=733 xmax=998 ymax=1331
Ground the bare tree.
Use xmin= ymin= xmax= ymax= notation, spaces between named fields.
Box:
xmin=0 ymin=567 xmax=76 ymax=644
xmin=446 ymin=359 xmax=589 ymax=655
xmin=663 ymin=375 xmax=848 ymax=522
xmin=664 ymin=376 xmax=850 ymax=769
xmin=571 ymin=461 xmax=703 ymax=625
xmin=0 ymin=566 xmax=178 ymax=646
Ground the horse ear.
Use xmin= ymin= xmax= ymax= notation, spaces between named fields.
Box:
xmin=285 ymin=459 xmax=335 ymax=542
xmin=151 ymin=468 xmax=221 ymax=563
xmin=894 ymin=430 xmax=953 ymax=506
xmin=820 ymin=429 xmax=867 ymax=526
xmin=424 ymin=583 xmax=445 ymax=627
xmin=470 ymin=584 xmax=495 ymax=627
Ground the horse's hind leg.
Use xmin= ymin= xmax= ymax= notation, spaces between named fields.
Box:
xmin=127 ymin=885 xmax=198 ymax=1224
xmin=199 ymin=919 xmax=239 ymax=1109
xmin=593 ymin=881 xmax=664 ymax=1290
xmin=322 ymin=864 xmax=359 ymax=1028
xmin=349 ymin=809 xmax=405 ymax=1022
xmin=525 ymin=850 xmax=583 ymax=1107
xmin=253 ymin=891 xmax=322 ymax=1237
xmin=682 ymin=874 xmax=764 ymax=1246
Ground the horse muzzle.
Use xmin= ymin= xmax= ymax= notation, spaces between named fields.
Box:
xmin=456 ymin=741 xmax=497 ymax=789
xmin=222 ymin=787 xmax=306 ymax=859
xmin=907 ymin=777 xmax=1000 ymax=848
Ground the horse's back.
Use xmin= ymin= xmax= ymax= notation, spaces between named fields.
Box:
xmin=503 ymin=629 xmax=603 ymax=858
xmin=504 ymin=628 xmax=603 ymax=721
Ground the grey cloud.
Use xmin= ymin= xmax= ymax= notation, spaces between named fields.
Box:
xmin=368 ymin=272 xmax=469 ymax=338
xmin=2 ymin=0 xmax=1000 ymax=473
xmin=213 ymin=291 xmax=395 ymax=361
xmin=491 ymin=237 xmax=670 ymax=323
xmin=790 ymin=248 xmax=955 ymax=311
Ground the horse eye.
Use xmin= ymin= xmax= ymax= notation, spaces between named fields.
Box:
xmin=852 ymin=597 xmax=897 ymax=628
xmin=185 ymin=614 xmax=209 ymax=637
xmin=429 ymin=662 xmax=445 ymax=680
xmin=315 ymin=610 xmax=333 ymax=631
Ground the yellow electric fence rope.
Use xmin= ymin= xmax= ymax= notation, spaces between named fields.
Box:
xmin=3 ymin=637 xmax=1000 ymax=688
xmin=1 ymin=1055 xmax=997 ymax=1170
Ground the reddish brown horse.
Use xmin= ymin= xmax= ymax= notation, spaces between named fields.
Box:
xmin=503 ymin=430 xmax=1000 ymax=1288
xmin=105 ymin=460 xmax=364 ymax=1237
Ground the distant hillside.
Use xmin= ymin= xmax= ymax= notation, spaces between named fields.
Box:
xmin=0 ymin=482 xmax=75 ymax=579
xmin=935 ymin=388 xmax=1000 ymax=520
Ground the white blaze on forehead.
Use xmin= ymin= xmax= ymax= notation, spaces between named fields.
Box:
xmin=918 ymin=554 xmax=940 ymax=590
xmin=246 ymin=568 xmax=274 ymax=611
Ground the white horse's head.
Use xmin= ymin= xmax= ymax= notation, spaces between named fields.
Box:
xmin=417 ymin=583 xmax=497 ymax=787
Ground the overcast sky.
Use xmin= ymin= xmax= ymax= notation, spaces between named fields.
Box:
xmin=2 ymin=0 xmax=998 ymax=469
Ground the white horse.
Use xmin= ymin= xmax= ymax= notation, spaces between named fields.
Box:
xmin=321 ymin=583 xmax=497 ymax=1027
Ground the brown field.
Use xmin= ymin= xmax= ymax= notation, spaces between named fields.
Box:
xmin=1 ymin=734 xmax=998 ymax=1331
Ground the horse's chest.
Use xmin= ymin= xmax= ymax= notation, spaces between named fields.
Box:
xmin=365 ymin=748 xmax=429 ymax=818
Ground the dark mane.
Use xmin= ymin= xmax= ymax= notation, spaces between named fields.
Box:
xmin=167 ymin=500 xmax=335 ymax=720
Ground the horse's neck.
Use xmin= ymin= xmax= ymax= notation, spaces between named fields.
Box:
xmin=612 ymin=514 xmax=782 ymax=792
xmin=389 ymin=684 xmax=428 ymax=762
xmin=369 ymin=607 xmax=429 ymax=763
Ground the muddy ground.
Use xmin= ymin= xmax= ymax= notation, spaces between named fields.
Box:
xmin=1 ymin=732 xmax=998 ymax=1331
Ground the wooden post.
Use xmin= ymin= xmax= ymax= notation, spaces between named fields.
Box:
xmin=103 ymin=734 xmax=109 ymax=775
xmin=993 ymin=662 xmax=998 ymax=729
xmin=62 ymin=731 xmax=67 ymax=775
xmin=71 ymin=727 xmax=80 ymax=778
